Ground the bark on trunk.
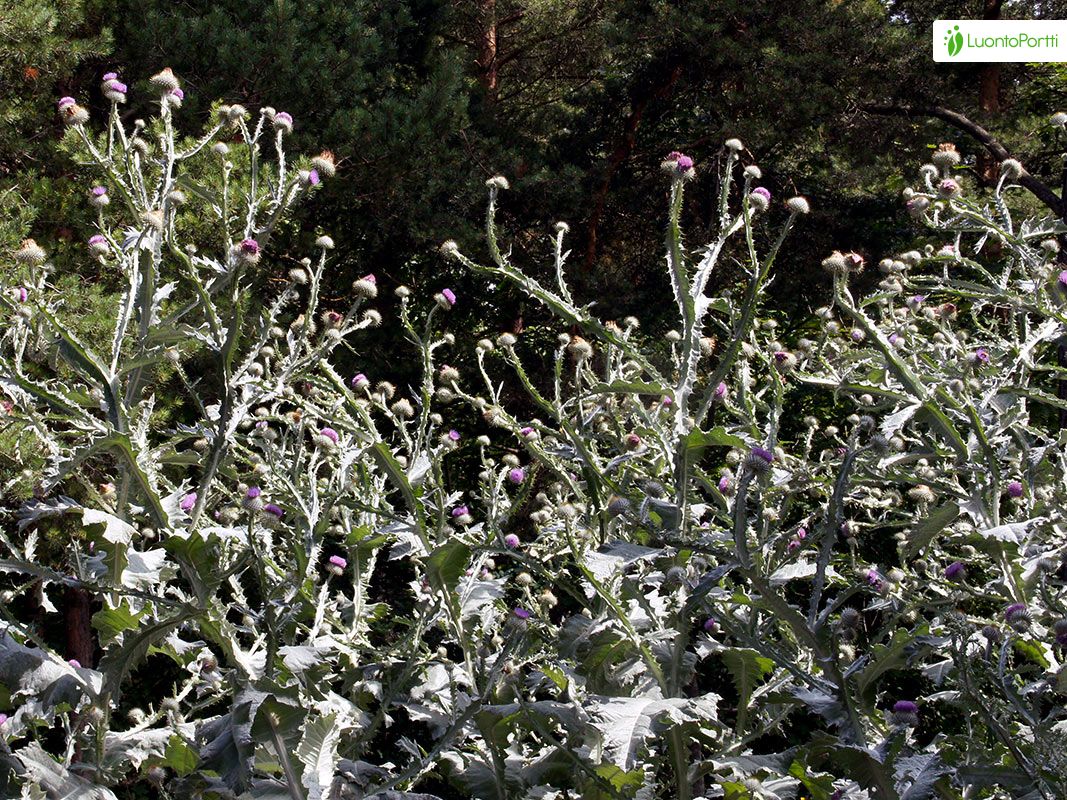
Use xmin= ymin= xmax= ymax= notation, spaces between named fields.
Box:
xmin=476 ymin=0 xmax=499 ymax=103
xmin=584 ymin=63 xmax=682 ymax=268
xmin=64 ymin=586 xmax=94 ymax=668
xmin=976 ymin=0 xmax=1002 ymax=183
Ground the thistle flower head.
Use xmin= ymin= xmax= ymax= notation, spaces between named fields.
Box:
xmin=353 ymin=274 xmax=378 ymax=298
xmin=890 ymin=700 xmax=920 ymax=727
xmin=15 ymin=239 xmax=47 ymax=264
xmin=327 ymin=554 xmax=347 ymax=575
xmin=168 ymin=87 xmax=185 ymax=105
xmin=1007 ymin=480 xmax=1024 ymax=499
xmin=702 ymin=617 xmax=718 ymax=633
xmin=351 ymin=373 xmax=369 ymax=389
xmin=437 ymin=288 xmax=456 ymax=309
xmin=724 ymin=138 xmax=744 ymax=152
xmin=938 ymin=178 xmax=961 ymax=198
xmin=486 ymin=175 xmax=509 ymax=190
xmin=508 ymin=467 xmax=525 ymax=485
xmin=661 ymin=151 xmax=695 ymax=178
xmin=236 ymin=238 xmax=261 ymax=265
xmin=311 ymin=151 xmax=336 ymax=177
xmin=745 ymin=446 xmax=774 ymax=474
xmin=944 ymin=561 xmax=966 ymax=581
xmin=931 ymin=143 xmax=960 ymax=168
xmin=180 ymin=493 xmax=197 ymax=512
xmin=504 ymin=533 xmax=520 ymax=549
xmin=318 ymin=427 xmax=339 ymax=444
xmin=785 ymin=196 xmax=810 ymax=215
xmin=1000 ymin=158 xmax=1023 ymax=179
xmin=1052 ymin=111 xmax=1067 ymax=128
xmin=513 ymin=607 xmax=531 ymax=620
xmin=273 ymin=111 xmax=293 ymax=133
xmin=748 ymin=187 xmax=771 ymax=212
xmin=57 ymin=96 xmax=76 ymax=110
xmin=150 ymin=68 xmax=180 ymax=93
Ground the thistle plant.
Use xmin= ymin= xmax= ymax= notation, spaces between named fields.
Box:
xmin=1 ymin=72 xmax=1066 ymax=800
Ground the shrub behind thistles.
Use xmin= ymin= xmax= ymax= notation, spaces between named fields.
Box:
xmin=2 ymin=79 xmax=1066 ymax=800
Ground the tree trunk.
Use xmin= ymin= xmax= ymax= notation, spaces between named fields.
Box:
xmin=475 ymin=0 xmax=499 ymax=103
xmin=64 ymin=586 xmax=93 ymax=668
xmin=584 ymin=63 xmax=682 ymax=268
xmin=976 ymin=0 xmax=1002 ymax=183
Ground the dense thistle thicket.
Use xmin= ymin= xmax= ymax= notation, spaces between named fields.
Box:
xmin=1 ymin=73 xmax=1066 ymax=800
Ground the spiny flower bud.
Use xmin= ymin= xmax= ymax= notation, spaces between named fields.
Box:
xmin=311 ymin=151 xmax=336 ymax=177
xmin=785 ymin=196 xmax=810 ymax=215
xmin=150 ymin=68 xmax=180 ymax=93
xmin=352 ymin=274 xmax=378 ymax=298
xmin=1000 ymin=158 xmax=1023 ymax=179
xmin=568 ymin=336 xmax=594 ymax=361
xmin=15 ymin=239 xmax=47 ymax=264
xmin=931 ymin=143 xmax=960 ymax=169
xmin=486 ymin=175 xmax=509 ymax=190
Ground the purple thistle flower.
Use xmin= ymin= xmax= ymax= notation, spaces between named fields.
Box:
xmin=351 ymin=373 xmax=368 ymax=388
xmin=974 ymin=347 xmax=990 ymax=364
xmin=788 ymin=539 xmax=802 ymax=552
xmin=57 ymin=96 xmax=76 ymax=109
xmin=170 ymin=88 xmax=184 ymax=100
xmin=866 ymin=569 xmax=881 ymax=586
xmin=263 ymin=503 xmax=284 ymax=518
xmin=441 ymin=288 xmax=456 ymax=307
xmin=796 ymin=527 xmax=807 ymax=540
xmin=714 ymin=381 xmax=727 ymax=399
xmin=888 ymin=333 xmax=900 ymax=346
xmin=1005 ymin=603 xmax=1028 ymax=622
xmin=68 ymin=659 xmax=81 ymax=668
xmin=16 ymin=287 xmax=28 ymax=303
xmin=674 ymin=154 xmax=694 ymax=172
xmin=448 ymin=429 xmax=460 ymax=441
xmin=319 ymin=427 xmax=339 ymax=444
xmin=893 ymin=700 xmax=918 ymax=714
xmin=513 ymin=607 xmax=531 ymax=620
xmin=504 ymin=533 xmax=520 ymax=549
xmin=1007 ymin=480 xmax=1024 ymax=498
xmin=246 ymin=486 xmax=262 ymax=499
xmin=751 ymin=446 xmax=774 ymax=464
xmin=938 ymin=178 xmax=960 ymax=196
xmin=752 ymin=187 xmax=771 ymax=202
xmin=661 ymin=395 xmax=672 ymax=406
xmin=507 ymin=467 xmax=525 ymax=485
xmin=308 ymin=169 xmax=320 ymax=186
xmin=106 ymin=80 xmax=127 ymax=94
xmin=328 ymin=555 xmax=347 ymax=573
xmin=451 ymin=505 xmax=469 ymax=518
xmin=703 ymin=617 xmax=718 ymax=633
xmin=274 ymin=111 xmax=293 ymax=127
xmin=944 ymin=561 xmax=966 ymax=581
xmin=717 ymin=476 xmax=730 ymax=492
xmin=239 ymin=238 xmax=259 ymax=255
xmin=91 ymin=186 xmax=107 ymax=197
xmin=102 ymin=72 xmax=118 ymax=82
xmin=520 ymin=426 xmax=535 ymax=437
xmin=1058 ymin=269 xmax=1067 ymax=288
xmin=180 ymin=492 xmax=197 ymax=512
xmin=89 ymin=234 xmax=106 ymax=245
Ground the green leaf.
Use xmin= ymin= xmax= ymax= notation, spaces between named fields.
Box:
xmin=904 ymin=502 xmax=959 ymax=558
xmin=162 ymin=734 xmax=199 ymax=777
xmin=426 ymin=540 xmax=471 ymax=594
xmin=721 ymin=648 xmax=773 ymax=716
xmin=92 ymin=603 xmax=145 ymax=647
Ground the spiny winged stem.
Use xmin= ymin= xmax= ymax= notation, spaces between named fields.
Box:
xmin=692 ymin=210 xmax=799 ymax=428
